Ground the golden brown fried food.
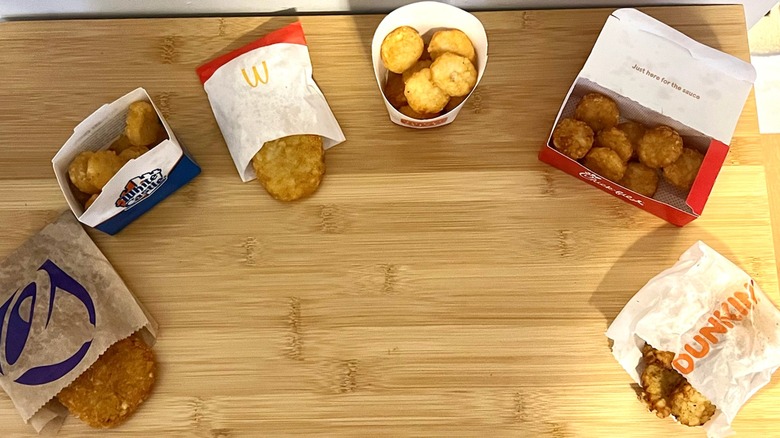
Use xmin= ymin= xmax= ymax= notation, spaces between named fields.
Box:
xmin=641 ymin=362 xmax=684 ymax=419
xmin=109 ymin=135 xmax=134 ymax=153
xmin=68 ymin=151 xmax=100 ymax=195
xmin=381 ymin=26 xmax=424 ymax=74
xmin=57 ymin=334 xmax=156 ymax=428
xmin=443 ymin=95 xmax=467 ymax=113
xmin=87 ymin=151 xmax=123 ymax=189
xmin=619 ymin=162 xmax=659 ymax=197
xmin=574 ymin=93 xmax=620 ymax=132
xmin=384 ymin=72 xmax=407 ymax=109
xmin=642 ymin=343 xmax=676 ymax=369
xmin=617 ymin=121 xmax=646 ymax=148
xmin=583 ymin=147 xmax=626 ymax=181
xmin=69 ymin=180 xmax=92 ymax=207
xmin=552 ymin=118 xmax=594 ymax=160
xmin=402 ymin=59 xmax=432 ymax=83
xmin=419 ymin=44 xmax=432 ymax=61
xmin=637 ymin=126 xmax=683 ymax=169
xmin=119 ymin=145 xmax=150 ymax=164
xmin=595 ymin=127 xmax=633 ymax=162
xmin=252 ymin=135 xmax=325 ymax=202
xmin=84 ymin=193 xmax=99 ymax=210
xmin=430 ymin=53 xmax=477 ymax=97
xmin=670 ymin=382 xmax=717 ymax=426
xmin=427 ymin=29 xmax=476 ymax=65
xmin=398 ymin=105 xmax=439 ymax=119
xmin=125 ymin=101 xmax=161 ymax=147
xmin=663 ymin=148 xmax=704 ymax=191
xmin=404 ymin=67 xmax=450 ymax=114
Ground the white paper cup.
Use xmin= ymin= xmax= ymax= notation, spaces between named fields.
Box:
xmin=372 ymin=1 xmax=488 ymax=129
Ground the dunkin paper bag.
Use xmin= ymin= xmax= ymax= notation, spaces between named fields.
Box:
xmin=0 ymin=212 xmax=157 ymax=433
xmin=197 ymin=21 xmax=345 ymax=182
xmin=607 ymin=241 xmax=780 ymax=437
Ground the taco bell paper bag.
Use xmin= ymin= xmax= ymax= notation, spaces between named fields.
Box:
xmin=0 ymin=212 xmax=157 ymax=433
xmin=606 ymin=241 xmax=780 ymax=437
xmin=197 ymin=21 xmax=346 ymax=182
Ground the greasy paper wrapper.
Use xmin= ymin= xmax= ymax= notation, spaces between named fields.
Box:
xmin=606 ymin=241 xmax=780 ymax=437
xmin=371 ymin=1 xmax=488 ymax=129
xmin=0 ymin=212 xmax=157 ymax=433
xmin=198 ymin=22 xmax=346 ymax=182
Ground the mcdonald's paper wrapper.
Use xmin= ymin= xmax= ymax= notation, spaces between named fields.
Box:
xmin=606 ymin=241 xmax=780 ymax=437
xmin=371 ymin=1 xmax=488 ymax=129
xmin=0 ymin=212 xmax=157 ymax=434
xmin=197 ymin=21 xmax=346 ymax=182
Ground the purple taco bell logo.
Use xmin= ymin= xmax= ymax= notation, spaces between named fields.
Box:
xmin=115 ymin=168 xmax=168 ymax=209
xmin=0 ymin=260 xmax=95 ymax=386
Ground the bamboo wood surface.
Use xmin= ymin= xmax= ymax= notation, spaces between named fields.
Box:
xmin=1 ymin=6 xmax=778 ymax=437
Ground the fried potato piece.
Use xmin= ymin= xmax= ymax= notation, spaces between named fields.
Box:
xmin=381 ymin=26 xmax=424 ymax=74
xmin=595 ymin=127 xmax=633 ymax=162
xmin=574 ymin=93 xmax=620 ymax=132
xmin=584 ymin=147 xmax=627 ymax=181
xmin=384 ymin=72 xmax=407 ymax=109
xmin=419 ymin=44 xmax=432 ymax=61
xmin=398 ymin=105 xmax=439 ymax=120
xmin=84 ymin=193 xmax=99 ymax=210
xmin=617 ymin=121 xmax=646 ymax=148
xmin=670 ymin=382 xmax=717 ymax=426
xmin=430 ymin=53 xmax=477 ymax=97
xmin=443 ymin=95 xmax=466 ymax=113
xmin=663 ymin=148 xmax=704 ymax=191
xmin=252 ymin=135 xmax=325 ymax=202
xmin=427 ymin=29 xmax=476 ymax=65
xmin=404 ymin=68 xmax=450 ymax=114
xmin=68 ymin=151 xmax=100 ymax=195
xmin=119 ymin=145 xmax=150 ymax=164
xmin=642 ymin=344 xmax=676 ymax=369
xmin=552 ymin=118 xmax=594 ymax=160
xmin=402 ymin=59 xmax=432 ymax=83
xmin=87 ymin=151 xmax=123 ymax=190
xmin=109 ymin=135 xmax=134 ymax=153
xmin=125 ymin=101 xmax=162 ymax=147
xmin=641 ymin=362 xmax=684 ymax=419
xmin=619 ymin=162 xmax=659 ymax=197
xmin=57 ymin=334 xmax=156 ymax=428
xmin=637 ymin=126 xmax=683 ymax=168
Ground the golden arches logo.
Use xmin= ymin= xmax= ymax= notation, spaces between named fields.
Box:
xmin=241 ymin=61 xmax=269 ymax=87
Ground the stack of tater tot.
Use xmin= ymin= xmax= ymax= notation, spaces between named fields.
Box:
xmin=381 ymin=26 xmax=477 ymax=119
xmin=68 ymin=101 xmax=167 ymax=210
xmin=552 ymin=92 xmax=705 ymax=198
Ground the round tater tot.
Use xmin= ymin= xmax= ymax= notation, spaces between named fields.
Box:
xmin=443 ymin=95 xmax=467 ymax=113
xmin=427 ymin=29 xmax=476 ymax=65
xmin=87 ymin=150 xmax=123 ymax=190
xmin=595 ymin=127 xmax=633 ymax=162
xmin=637 ymin=125 xmax=683 ymax=168
xmin=619 ymin=162 xmax=659 ymax=197
xmin=430 ymin=53 xmax=477 ymax=97
xmin=384 ymin=72 xmax=407 ymax=109
xmin=119 ymin=145 xmax=150 ymax=164
xmin=662 ymin=148 xmax=704 ymax=190
xmin=84 ymin=193 xmax=99 ymax=210
xmin=404 ymin=68 xmax=450 ymax=114
xmin=381 ymin=26 xmax=424 ymax=74
xmin=552 ymin=118 xmax=594 ymax=160
xmin=125 ymin=101 xmax=161 ymax=147
xmin=398 ymin=105 xmax=439 ymax=120
xmin=402 ymin=60 xmax=432 ymax=83
xmin=617 ymin=121 xmax=646 ymax=148
xmin=574 ymin=93 xmax=620 ymax=132
xmin=584 ymin=147 xmax=627 ymax=181
xmin=68 ymin=151 xmax=100 ymax=195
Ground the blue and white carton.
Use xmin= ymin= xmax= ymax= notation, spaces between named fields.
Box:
xmin=52 ymin=88 xmax=200 ymax=235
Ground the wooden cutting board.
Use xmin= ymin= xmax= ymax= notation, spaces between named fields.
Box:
xmin=1 ymin=6 xmax=778 ymax=437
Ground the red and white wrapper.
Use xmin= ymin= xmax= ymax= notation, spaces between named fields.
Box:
xmin=197 ymin=22 xmax=345 ymax=182
xmin=607 ymin=241 xmax=780 ymax=437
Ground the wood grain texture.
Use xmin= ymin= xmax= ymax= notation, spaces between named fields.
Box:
xmin=0 ymin=6 xmax=778 ymax=437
